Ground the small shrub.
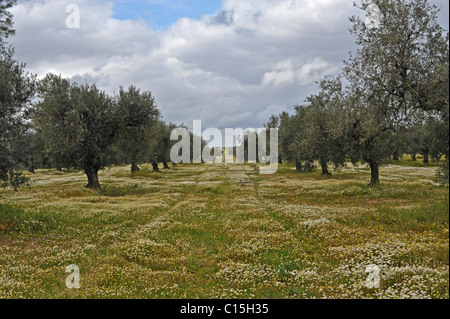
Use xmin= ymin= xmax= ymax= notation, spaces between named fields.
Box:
xmin=296 ymin=160 xmax=316 ymax=172
xmin=0 ymin=170 xmax=30 ymax=191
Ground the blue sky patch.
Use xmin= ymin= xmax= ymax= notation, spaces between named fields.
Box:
xmin=109 ymin=0 xmax=223 ymax=28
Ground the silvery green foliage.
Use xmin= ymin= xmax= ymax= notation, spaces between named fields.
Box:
xmin=0 ymin=0 xmax=15 ymax=46
xmin=114 ymin=85 xmax=160 ymax=172
xmin=34 ymin=74 xmax=119 ymax=188
xmin=343 ymin=0 xmax=448 ymax=185
xmin=267 ymin=77 xmax=348 ymax=175
xmin=270 ymin=0 xmax=448 ymax=186
xmin=0 ymin=1 xmax=35 ymax=188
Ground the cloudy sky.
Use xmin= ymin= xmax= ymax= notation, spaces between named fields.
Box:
xmin=9 ymin=0 xmax=449 ymax=135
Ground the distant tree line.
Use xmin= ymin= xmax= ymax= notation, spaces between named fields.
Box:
xmin=1 ymin=0 xmax=449 ymax=189
xmin=264 ymin=0 xmax=449 ymax=186
xmin=31 ymin=75 xmax=186 ymax=189
xmin=1 ymin=1 xmax=208 ymax=189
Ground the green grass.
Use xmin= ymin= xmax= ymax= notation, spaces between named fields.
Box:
xmin=384 ymin=155 xmax=444 ymax=168
xmin=0 ymin=163 xmax=448 ymax=299
xmin=94 ymin=184 xmax=160 ymax=197
xmin=0 ymin=203 xmax=64 ymax=236
xmin=335 ymin=198 xmax=449 ymax=232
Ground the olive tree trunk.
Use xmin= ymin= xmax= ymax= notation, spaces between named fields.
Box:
xmin=27 ymin=158 xmax=35 ymax=174
xmin=369 ymin=162 xmax=380 ymax=186
xmin=319 ymin=159 xmax=331 ymax=176
xmin=131 ymin=162 xmax=140 ymax=173
xmin=84 ymin=166 xmax=101 ymax=189
xmin=152 ymin=162 xmax=160 ymax=172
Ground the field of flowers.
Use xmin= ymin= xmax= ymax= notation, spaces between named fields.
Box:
xmin=0 ymin=162 xmax=448 ymax=299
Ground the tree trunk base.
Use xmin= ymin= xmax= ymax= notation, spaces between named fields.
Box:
xmin=84 ymin=167 xmax=101 ymax=189
xmin=319 ymin=160 xmax=332 ymax=177
xmin=85 ymin=182 xmax=101 ymax=189
xmin=131 ymin=163 xmax=140 ymax=174
xmin=27 ymin=159 xmax=35 ymax=174
xmin=369 ymin=162 xmax=380 ymax=187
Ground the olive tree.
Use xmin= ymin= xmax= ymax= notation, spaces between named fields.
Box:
xmin=301 ymin=77 xmax=348 ymax=175
xmin=343 ymin=0 xmax=447 ymax=185
xmin=115 ymin=85 xmax=160 ymax=173
xmin=1 ymin=0 xmax=35 ymax=189
xmin=34 ymin=74 xmax=119 ymax=189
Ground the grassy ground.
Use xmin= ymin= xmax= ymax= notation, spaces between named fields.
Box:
xmin=0 ymin=162 xmax=448 ymax=299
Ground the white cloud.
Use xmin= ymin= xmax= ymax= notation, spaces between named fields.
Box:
xmin=256 ymin=104 xmax=287 ymax=122
xmin=9 ymin=0 xmax=448 ymax=130
xmin=262 ymin=58 xmax=337 ymax=87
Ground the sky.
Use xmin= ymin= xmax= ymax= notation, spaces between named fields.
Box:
xmin=110 ymin=0 xmax=222 ymax=28
xmin=8 ymin=0 xmax=450 ymax=143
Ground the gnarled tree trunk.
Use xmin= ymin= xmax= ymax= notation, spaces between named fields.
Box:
xmin=27 ymin=158 xmax=35 ymax=174
xmin=319 ymin=159 xmax=331 ymax=176
xmin=152 ymin=162 xmax=160 ymax=172
xmin=84 ymin=166 xmax=101 ymax=189
xmin=163 ymin=162 xmax=170 ymax=169
xmin=369 ymin=162 xmax=380 ymax=186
